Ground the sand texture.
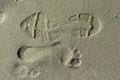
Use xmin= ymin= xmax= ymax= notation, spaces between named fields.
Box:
xmin=0 ymin=0 xmax=120 ymax=80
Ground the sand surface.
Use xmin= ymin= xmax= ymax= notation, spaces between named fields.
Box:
xmin=0 ymin=0 xmax=120 ymax=80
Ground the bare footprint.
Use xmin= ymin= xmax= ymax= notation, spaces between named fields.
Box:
xmin=15 ymin=45 xmax=54 ymax=78
xmin=61 ymin=46 xmax=82 ymax=68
